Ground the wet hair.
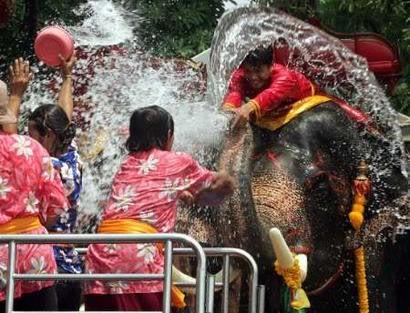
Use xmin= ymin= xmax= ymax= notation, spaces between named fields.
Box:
xmin=126 ymin=105 xmax=174 ymax=153
xmin=29 ymin=104 xmax=76 ymax=154
xmin=242 ymin=45 xmax=274 ymax=68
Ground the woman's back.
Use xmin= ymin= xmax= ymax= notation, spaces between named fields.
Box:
xmin=0 ymin=131 xmax=67 ymax=223
xmin=0 ymin=131 xmax=68 ymax=302
xmin=102 ymin=148 xmax=214 ymax=233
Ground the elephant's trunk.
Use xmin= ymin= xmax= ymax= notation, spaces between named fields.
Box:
xmin=217 ymin=121 xmax=263 ymax=251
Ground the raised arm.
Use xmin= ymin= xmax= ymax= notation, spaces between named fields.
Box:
xmin=3 ymin=58 xmax=33 ymax=133
xmin=58 ymin=53 xmax=76 ymax=121
xmin=222 ymin=68 xmax=247 ymax=110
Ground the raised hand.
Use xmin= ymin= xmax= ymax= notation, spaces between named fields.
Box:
xmin=58 ymin=52 xmax=76 ymax=121
xmin=59 ymin=52 xmax=76 ymax=78
xmin=9 ymin=58 xmax=33 ymax=97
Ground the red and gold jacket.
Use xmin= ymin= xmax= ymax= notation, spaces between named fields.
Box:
xmin=223 ymin=63 xmax=315 ymax=118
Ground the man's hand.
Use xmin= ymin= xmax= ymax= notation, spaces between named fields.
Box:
xmin=9 ymin=58 xmax=33 ymax=97
xmin=59 ymin=53 xmax=76 ymax=78
xmin=231 ymin=101 xmax=256 ymax=131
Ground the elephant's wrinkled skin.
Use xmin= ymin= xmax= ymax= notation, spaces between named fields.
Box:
xmin=177 ymin=101 xmax=408 ymax=312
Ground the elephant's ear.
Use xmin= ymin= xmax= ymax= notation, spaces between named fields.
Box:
xmin=363 ymin=193 xmax=409 ymax=244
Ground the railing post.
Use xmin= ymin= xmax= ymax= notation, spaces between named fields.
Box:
xmin=193 ymin=242 xmax=206 ymax=313
xmin=222 ymin=255 xmax=230 ymax=313
xmin=5 ymin=241 xmax=16 ymax=313
xmin=163 ymin=240 xmax=173 ymax=313
xmin=206 ymin=274 xmax=215 ymax=313
xmin=257 ymin=285 xmax=265 ymax=313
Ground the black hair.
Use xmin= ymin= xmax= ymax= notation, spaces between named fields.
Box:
xmin=126 ymin=105 xmax=174 ymax=153
xmin=29 ymin=104 xmax=76 ymax=154
xmin=242 ymin=45 xmax=274 ymax=68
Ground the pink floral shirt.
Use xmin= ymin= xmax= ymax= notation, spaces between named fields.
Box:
xmin=0 ymin=131 xmax=69 ymax=301
xmin=85 ymin=149 xmax=214 ymax=295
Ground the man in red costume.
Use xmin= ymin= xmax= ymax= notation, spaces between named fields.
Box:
xmin=223 ymin=45 xmax=315 ymax=123
xmin=223 ymin=45 xmax=371 ymax=131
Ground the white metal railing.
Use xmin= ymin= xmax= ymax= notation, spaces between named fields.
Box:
xmin=173 ymin=247 xmax=264 ymax=313
xmin=76 ymin=246 xmax=265 ymax=313
xmin=1 ymin=234 xmax=265 ymax=313
xmin=0 ymin=233 xmax=206 ymax=313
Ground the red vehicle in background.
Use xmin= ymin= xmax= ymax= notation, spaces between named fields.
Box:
xmin=271 ymin=18 xmax=402 ymax=95
xmin=309 ymin=18 xmax=402 ymax=94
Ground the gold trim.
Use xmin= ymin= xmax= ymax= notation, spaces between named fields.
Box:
xmin=222 ymin=102 xmax=238 ymax=111
xmin=254 ymin=95 xmax=331 ymax=131
xmin=248 ymin=99 xmax=262 ymax=119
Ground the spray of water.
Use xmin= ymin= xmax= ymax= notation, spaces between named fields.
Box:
xmin=21 ymin=0 xmax=227 ymax=232
xmin=69 ymin=0 xmax=137 ymax=46
xmin=208 ymin=6 xmax=408 ymax=231
xmin=18 ymin=2 xmax=407 ymax=233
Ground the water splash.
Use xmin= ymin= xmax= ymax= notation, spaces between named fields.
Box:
xmin=69 ymin=0 xmax=137 ymax=46
xmin=16 ymin=0 xmax=227 ymax=232
xmin=18 ymin=3 xmax=407 ymax=234
xmin=208 ymin=6 xmax=407 ymax=173
xmin=76 ymin=52 xmax=227 ymax=229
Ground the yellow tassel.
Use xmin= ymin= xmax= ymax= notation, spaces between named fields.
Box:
xmin=171 ymin=286 xmax=186 ymax=309
xmin=349 ymin=160 xmax=370 ymax=313
xmin=354 ymin=247 xmax=369 ymax=313
xmin=349 ymin=211 xmax=364 ymax=230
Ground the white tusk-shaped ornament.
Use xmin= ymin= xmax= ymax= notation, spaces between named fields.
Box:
xmin=295 ymin=253 xmax=307 ymax=283
xmin=269 ymin=227 xmax=308 ymax=282
xmin=172 ymin=265 xmax=196 ymax=285
xmin=172 ymin=265 xmax=238 ymax=294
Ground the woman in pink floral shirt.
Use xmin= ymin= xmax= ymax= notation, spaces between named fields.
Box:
xmin=85 ymin=106 xmax=234 ymax=311
xmin=0 ymin=98 xmax=69 ymax=311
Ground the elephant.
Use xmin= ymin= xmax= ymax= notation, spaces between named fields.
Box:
xmin=176 ymin=100 xmax=407 ymax=312
xmin=175 ymin=6 xmax=409 ymax=313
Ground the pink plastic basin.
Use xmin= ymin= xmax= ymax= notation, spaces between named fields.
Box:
xmin=34 ymin=26 xmax=74 ymax=67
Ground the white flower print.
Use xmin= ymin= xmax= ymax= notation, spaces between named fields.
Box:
xmin=106 ymin=280 xmax=129 ymax=294
xmin=202 ymin=178 xmax=212 ymax=189
xmin=56 ymin=209 xmax=71 ymax=225
xmin=180 ymin=178 xmax=194 ymax=190
xmin=0 ymin=262 xmax=7 ymax=290
xmin=159 ymin=178 xmax=181 ymax=201
xmin=103 ymin=243 xmax=118 ymax=255
xmin=138 ymin=211 xmax=157 ymax=224
xmin=136 ymin=244 xmax=157 ymax=264
xmin=60 ymin=164 xmax=73 ymax=180
xmin=0 ymin=176 xmax=11 ymax=199
xmin=27 ymin=256 xmax=47 ymax=274
xmin=12 ymin=135 xmax=33 ymax=158
xmin=25 ymin=192 xmax=39 ymax=214
xmin=41 ymin=157 xmax=55 ymax=181
xmin=112 ymin=185 xmax=137 ymax=212
xmin=137 ymin=154 xmax=159 ymax=175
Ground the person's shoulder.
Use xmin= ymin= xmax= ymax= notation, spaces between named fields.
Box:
xmin=0 ymin=133 xmax=50 ymax=167
xmin=163 ymin=150 xmax=196 ymax=164
xmin=1 ymin=132 xmax=45 ymax=153
xmin=231 ymin=67 xmax=245 ymax=80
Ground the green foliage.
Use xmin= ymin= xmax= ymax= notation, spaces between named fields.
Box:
xmin=253 ymin=0 xmax=410 ymax=115
xmin=0 ymin=0 xmax=87 ymax=77
xmin=124 ymin=0 xmax=229 ymax=58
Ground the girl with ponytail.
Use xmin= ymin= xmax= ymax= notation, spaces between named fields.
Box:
xmin=7 ymin=54 xmax=83 ymax=311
